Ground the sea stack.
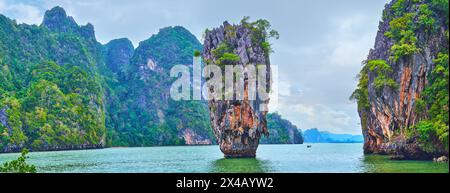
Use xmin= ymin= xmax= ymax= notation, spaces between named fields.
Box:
xmin=202 ymin=19 xmax=276 ymax=158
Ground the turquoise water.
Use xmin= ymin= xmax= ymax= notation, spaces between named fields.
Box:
xmin=0 ymin=144 xmax=448 ymax=173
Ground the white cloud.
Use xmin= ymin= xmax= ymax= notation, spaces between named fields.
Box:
xmin=0 ymin=1 xmax=6 ymax=11
xmin=276 ymin=102 xmax=360 ymax=134
xmin=266 ymin=3 xmax=385 ymax=134
xmin=326 ymin=15 xmax=377 ymax=67
xmin=0 ymin=0 xmax=42 ymax=24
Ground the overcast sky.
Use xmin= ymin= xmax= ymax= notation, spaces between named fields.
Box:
xmin=0 ymin=0 xmax=389 ymax=134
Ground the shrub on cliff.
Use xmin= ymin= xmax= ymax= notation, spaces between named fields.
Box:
xmin=415 ymin=53 xmax=449 ymax=153
xmin=351 ymin=0 xmax=449 ymax=158
xmin=241 ymin=16 xmax=279 ymax=56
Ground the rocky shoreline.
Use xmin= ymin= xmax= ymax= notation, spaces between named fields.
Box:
xmin=1 ymin=144 xmax=105 ymax=154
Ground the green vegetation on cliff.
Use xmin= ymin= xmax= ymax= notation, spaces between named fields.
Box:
xmin=105 ymin=26 xmax=213 ymax=147
xmin=414 ymin=53 xmax=449 ymax=153
xmin=0 ymin=7 xmax=105 ymax=152
xmin=261 ymin=113 xmax=303 ymax=144
xmin=0 ymin=7 xmax=216 ymax=150
xmin=241 ymin=16 xmax=279 ymax=55
xmin=1 ymin=7 xmax=294 ymax=152
xmin=352 ymin=0 xmax=449 ymax=158
xmin=385 ymin=0 xmax=447 ymax=62
xmin=388 ymin=0 xmax=449 ymax=155
xmin=350 ymin=60 xmax=397 ymax=109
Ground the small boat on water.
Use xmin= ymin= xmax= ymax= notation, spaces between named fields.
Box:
xmin=307 ymin=145 xmax=312 ymax=148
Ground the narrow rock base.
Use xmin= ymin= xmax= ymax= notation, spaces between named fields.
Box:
xmin=218 ymin=134 xmax=260 ymax=158
xmin=224 ymin=153 xmax=256 ymax=158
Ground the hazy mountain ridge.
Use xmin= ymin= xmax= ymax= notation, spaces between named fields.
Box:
xmin=303 ymin=128 xmax=363 ymax=143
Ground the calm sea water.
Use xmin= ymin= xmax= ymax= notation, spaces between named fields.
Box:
xmin=0 ymin=144 xmax=448 ymax=173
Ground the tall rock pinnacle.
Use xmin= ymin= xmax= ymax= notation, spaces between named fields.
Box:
xmin=203 ymin=19 xmax=275 ymax=158
xmin=41 ymin=6 xmax=78 ymax=33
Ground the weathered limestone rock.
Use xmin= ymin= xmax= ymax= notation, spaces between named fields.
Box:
xmin=0 ymin=107 xmax=11 ymax=133
xmin=179 ymin=128 xmax=213 ymax=145
xmin=434 ymin=156 xmax=448 ymax=163
xmin=357 ymin=0 xmax=448 ymax=159
xmin=203 ymin=21 xmax=271 ymax=158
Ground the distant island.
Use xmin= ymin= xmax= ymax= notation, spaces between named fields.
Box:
xmin=303 ymin=128 xmax=363 ymax=143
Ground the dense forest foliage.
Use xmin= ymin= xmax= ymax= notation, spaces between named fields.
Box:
xmin=0 ymin=7 xmax=213 ymax=151
xmin=261 ymin=113 xmax=303 ymax=144
xmin=0 ymin=7 xmax=105 ymax=152
xmin=351 ymin=0 xmax=449 ymax=156
xmin=386 ymin=0 xmax=448 ymax=155
xmin=1 ymin=7 xmax=302 ymax=152
xmin=104 ymin=26 xmax=214 ymax=147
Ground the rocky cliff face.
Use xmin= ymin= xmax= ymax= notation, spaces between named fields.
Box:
xmin=1 ymin=7 xmax=303 ymax=153
xmin=203 ymin=20 xmax=274 ymax=157
xmin=353 ymin=0 xmax=449 ymax=159
xmin=0 ymin=7 xmax=106 ymax=153
xmin=41 ymin=6 xmax=79 ymax=34
xmin=104 ymin=26 xmax=215 ymax=146
xmin=261 ymin=113 xmax=303 ymax=144
xmin=104 ymin=38 xmax=134 ymax=74
xmin=179 ymin=128 xmax=212 ymax=145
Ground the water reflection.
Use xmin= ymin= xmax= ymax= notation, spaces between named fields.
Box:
xmin=359 ymin=155 xmax=383 ymax=173
xmin=2 ymin=144 xmax=447 ymax=173
xmin=37 ymin=162 xmax=99 ymax=173
xmin=361 ymin=154 xmax=449 ymax=173
xmin=210 ymin=158 xmax=273 ymax=173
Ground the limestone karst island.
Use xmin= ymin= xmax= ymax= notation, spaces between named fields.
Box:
xmin=0 ymin=0 xmax=448 ymax=176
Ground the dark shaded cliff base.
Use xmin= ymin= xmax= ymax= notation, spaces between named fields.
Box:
xmin=365 ymin=140 xmax=434 ymax=160
xmin=222 ymin=150 xmax=258 ymax=158
xmin=2 ymin=145 xmax=104 ymax=154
